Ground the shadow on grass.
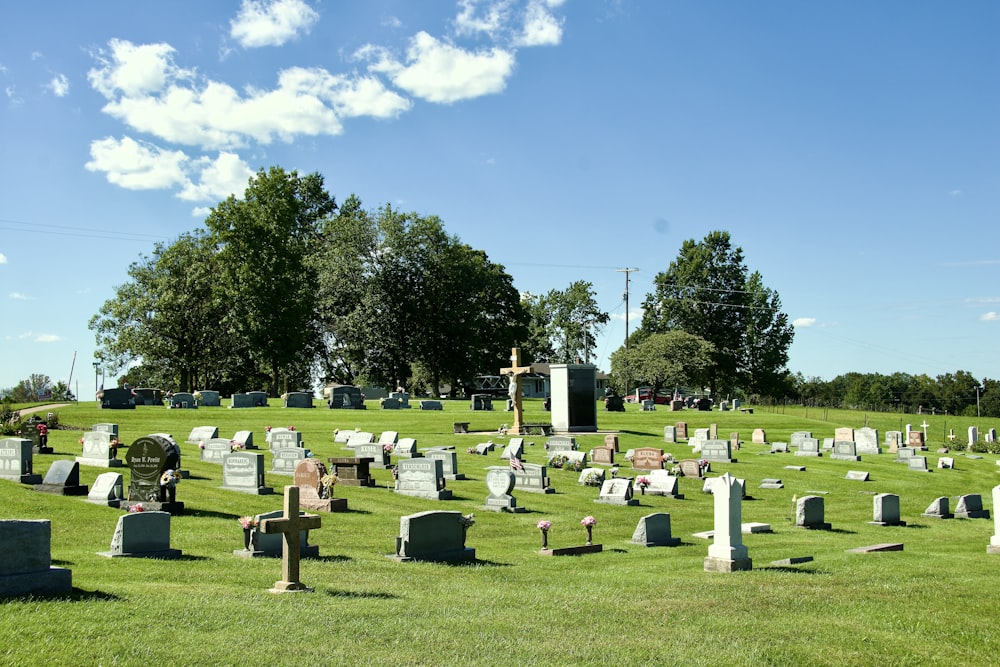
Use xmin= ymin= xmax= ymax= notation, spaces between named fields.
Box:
xmin=183 ymin=508 xmax=245 ymax=520
xmin=757 ymin=565 xmax=826 ymax=574
xmin=3 ymin=588 xmax=124 ymax=603
xmin=311 ymin=554 xmax=353 ymax=563
xmin=52 ymin=559 xmax=74 ymax=566
xmin=184 ymin=474 xmax=212 ymax=481
xmin=440 ymin=558 xmax=511 ymax=568
xmin=322 ymin=589 xmax=400 ymax=600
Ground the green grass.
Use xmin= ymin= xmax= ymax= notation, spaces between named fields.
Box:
xmin=2 ymin=398 xmax=999 ymax=666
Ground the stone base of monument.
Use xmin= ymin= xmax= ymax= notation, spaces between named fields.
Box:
xmin=539 ymin=544 xmax=603 ymax=556
xmin=444 ymin=473 xmax=466 ymax=481
xmin=269 ymin=581 xmax=314 ymax=594
xmin=797 ymin=522 xmax=832 ymax=530
xmin=595 ymin=498 xmax=639 ymax=506
xmin=222 ymin=484 xmax=274 ymax=495
xmin=98 ymin=547 xmax=182 ymax=559
xmin=76 ymin=457 xmax=123 ymax=468
xmin=987 ymin=544 xmax=1000 ymax=555
xmin=234 ymin=545 xmax=320 ymax=559
xmin=483 ymin=496 xmax=526 ymax=513
xmin=34 ymin=447 xmax=54 ymax=455
xmin=868 ymin=519 xmax=907 ymax=527
xmin=645 ymin=490 xmax=684 ymax=499
xmin=704 ymin=556 xmax=752 ymax=572
xmin=922 ymin=511 xmax=954 ymax=519
xmin=33 ymin=483 xmax=89 ymax=496
xmin=1 ymin=472 xmax=42 ymax=485
xmin=120 ymin=501 xmax=184 ymax=515
xmin=300 ymin=497 xmax=348 ymax=512
xmin=388 ymin=547 xmax=476 ymax=563
xmin=0 ymin=567 xmax=73 ymax=597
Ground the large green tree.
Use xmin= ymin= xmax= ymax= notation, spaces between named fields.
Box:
xmin=89 ymin=230 xmax=230 ymax=392
xmin=609 ymin=330 xmax=715 ymax=397
xmin=640 ymin=231 xmax=792 ymax=398
xmin=205 ymin=167 xmax=337 ymax=395
xmin=526 ymin=281 xmax=609 ymax=364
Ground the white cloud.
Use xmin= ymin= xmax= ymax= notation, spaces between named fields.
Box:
xmin=85 ymin=135 xmax=190 ymax=190
xmin=949 ymin=189 xmax=964 ymax=197
xmin=792 ymin=317 xmax=817 ymax=328
xmin=365 ymin=31 xmax=515 ymax=104
xmin=35 ymin=333 xmax=61 ymax=343
xmin=9 ymin=292 xmax=31 ymax=300
xmin=454 ymin=0 xmax=511 ymax=38
xmin=88 ymin=39 xmax=191 ymax=98
xmin=6 ymin=85 xmax=23 ymax=106
xmin=31 ymin=51 xmax=43 ymax=61
xmin=230 ymin=0 xmax=319 ymax=48
xmin=981 ymin=312 xmax=999 ymax=322
xmin=90 ymin=41 xmax=410 ymax=150
xmin=177 ymin=152 xmax=254 ymax=202
xmin=48 ymin=73 xmax=70 ymax=97
xmin=514 ymin=0 xmax=563 ymax=47
xmin=0 ymin=252 xmax=7 ymax=264
xmin=192 ymin=206 xmax=212 ymax=217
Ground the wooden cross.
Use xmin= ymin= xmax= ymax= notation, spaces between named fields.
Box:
xmin=500 ymin=347 xmax=535 ymax=435
xmin=259 ymin=485 xmax=322 ymax=593
xmin=920 ymin=420 xmax=930 ymax=435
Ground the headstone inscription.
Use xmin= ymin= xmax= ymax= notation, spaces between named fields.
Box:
xmin=423 ymin=449 xmax=464 ymax=481
xmin=795 ymin=439 xmax=822 ymax=457
xmin=908 ymin=431 xmax=925 ymax=449
xmin=596 ymin=477 xmax=639 ymax=506
xmin=201 ymin=438 xmax=232 ymax=463
xmin=752 ymin=429 xmax=767 ymax=444
xmin=678 ymin=459 xmax=703 ymax=478
xmin=34 ymin=460 xmax=88 ymax=496
xmin=270 ymin=430 xmax=303 ymax=450
xmin=831 ymin=441 xmax=860 ymax=462
xmin=644 ymin=469 xmax=683 ymax=498
xmin=631 ymin=513 xmax=681 ymax=547
xmin=395 ymin=438 xmax=419 ymax=458
xmin=271 ymin=447 xmax=308 ymax=477
xmin=701 ymin=440 xmax=733 ymax=463
xmin=355 ymin=442 xmax=390 ymax=469
xmin=789 ymin=431 xmax=812 ymax=449
xmin=390 ymin=510 xmax=476 ymax=562
xmin=704 ymin=474 xmax=751 ymax=572
xmin=394 ymin=458 xmax=451 ymax=500
xmin=907 ymin=456 xmax=929 ymax=473
xmin=591 ymin=446 xmax=614 ymax=466
xmin=327 ymin=457 xmax=377 ymax=486
xmin=77 ymin=431 xmax=124 ymax=468
xmin=896 ymin=447 xmax=916 ymax=464
xmin=770 ymin=442 xmax=789 ymax=454
xmin=93 ymin=423 xmax=119 ymax=438
xmin=675 ymin=422 xmax=688 ymax=439
xmin=222 ymin=452 xmax=273 ymax=495
xmin=97 ymin=511 xmax=181 ymax=559
xmin=604 ymin=434 xmax=620 ymax=452
xmin=122 ymin=435 xmax=183 ymax=514
xmin=663 ymin=426 xmax=677 ymax=443
xmin=632 ymin=447 xmax=664 ymax=470
xmin=259 ymin=486 xmax=322 ymax=593
xmin=0 ymin=438 xmax=42 ymax=484
xmin=0 ymin=520 xmax=72 ymax=597
xmin=295 ymin=458 xmax=347 ymax=512
xmin=512 ymin=462 xmax=554 ymax=494
xmin=545 ymin=436 xmax=576 ymax=453
xmin=834 ymin=427 xmax=854 ymax=442
xmin=87 ymin=472 xmax=124 ymax=507
xmin=484 ymin=467 xmax=525 ymax=512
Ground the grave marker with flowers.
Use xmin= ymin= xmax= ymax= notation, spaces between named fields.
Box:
xmin=539 ymin=516 xmax=603 ymax=556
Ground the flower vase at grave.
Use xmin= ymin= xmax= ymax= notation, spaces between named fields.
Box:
xmin=541 ymin=531 xmax=548 ymax=549
xmin=585 ymin=526 xmax=593 ymax=546
xmin=243 ymin=528 xmax=253 ymax=550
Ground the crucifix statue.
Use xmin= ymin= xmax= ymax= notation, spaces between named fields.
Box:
xmin=259 ymin=485 xmax=322 ymax=593
xmin=500 ymin=347 xmax=535 ymax=435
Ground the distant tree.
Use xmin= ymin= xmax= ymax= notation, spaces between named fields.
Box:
xmin=205 ymin=167 xmax=337 ymax=395
xmin=49 ymin=381 xmax=75 ymax=402
xmin=609 ymin=331 xmax=715 ymax=397
xmin=529 ymin=281 xmax=609 ymax=364
xmin=519 ymin=292 xmax=556 ymax=364
xmin=9 ymin=374 xmax=54 ymax=402
xmin=641 ymin=231 xmax=793 ymax=398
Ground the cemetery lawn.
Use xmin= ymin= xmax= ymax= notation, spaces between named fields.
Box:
xmin=3 ymin=400 xmax=1000 ymax=666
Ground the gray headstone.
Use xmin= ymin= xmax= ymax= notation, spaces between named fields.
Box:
xmin=796 ymin=495 xmax=831 ymax=530
xmin=597 ymin=477 xmax=638 ymax=505
xmin=87 ymin=472 xmax=124 ymax=506
xmin=222 ymin=452 xmax=272 ymax=494
xmin=99 ymin=511 xmax=181 ymax=558
xmin=392 ymin=510 xmax=475 ymax=562
xmin=871 ymin=493 xmax=904 ymax=526
xmin=186 ymin=426 xmax=218 ymax=444
xmin=0 ymin=438 xmax=41 ymax=483
xmin=394 ymin=458 xmax=450 ymax=500
xmin=0 ymin=520 xmax=72 ymax=596
xmin=484 ymin=467 xmax=523 ymax=512
xmin=855 ymin=427 xmax=881 ymax=455
xmin=922 ymin=496 xmax=953 ymax=519
xmin=425 ymin=448 xmax=464 ymax=480
xmin=196 ymin=390 xmax=221 ymax=406
xmin=631 ymin=513 xmax=680 ymax=547
xmin=907 ymin=456 xmax=929 ymax=472
xmin=200 ymin=438 xmax=232 ymax=463
xmin=511 ymin=462 xmax=554 ymax=494
xmin=271 ymin=447 xmax=308 ymax=476
xmin=664 ymin=425 xmax=677 ymax=443
xmin=247 ymin=508 xmax=318 ymax=557
xmin=845 ymin=470 xmax=870 ymax=481
xmin=955 ymin=494 xmax=989 ymax=519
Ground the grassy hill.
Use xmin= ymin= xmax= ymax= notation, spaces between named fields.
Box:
xmin=2 ymin=399 xmax=998 ymax=666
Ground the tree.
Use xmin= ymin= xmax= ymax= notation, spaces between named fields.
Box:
xmin=89 ymin=231 xmax=233 ymax=392
xmin=609 ymin=331 xmax=715 ymax=396
xmin=9 ymin=374 xmax=55 ymax=402
xmin=205 ymin=167 xmax=337 ymax=395
xmin=640 ymin=231 xmax=793 ymax=398
xmin=528 ymin=281 xmax=609 ymax=364
xmin=741 ymin=271 xmax=794 ymax=398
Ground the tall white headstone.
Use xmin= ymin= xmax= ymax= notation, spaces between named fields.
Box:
xmin=989 ymin=485 xmax=1000 ymax=554
xmin=704 ymin=473 xmax=751 ymax=571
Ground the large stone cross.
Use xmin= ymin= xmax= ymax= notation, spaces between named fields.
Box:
xmin=259 ymin=485 xmax=322 ymax=593
xmin=500 ymin=347 xmax=535 ymax=435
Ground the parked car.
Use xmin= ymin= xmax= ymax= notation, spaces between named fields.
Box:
xmin=629 ymin=387 xmax=674 ymax=404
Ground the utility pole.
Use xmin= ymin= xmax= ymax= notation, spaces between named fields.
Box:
xmin=616 ymin=267 xmax=639 ymax=398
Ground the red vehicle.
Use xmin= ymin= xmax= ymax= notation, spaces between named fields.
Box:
xmin=630 ymin=387 xmax=675 ymax=404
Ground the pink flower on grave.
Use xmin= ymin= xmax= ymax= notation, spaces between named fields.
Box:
xmin=383 ymin=443 xmax=394 ymax=453
xmin=78 ymin=437 xmax=84 ymax=444
xmin=288 ymin=425 xmax=296 ymax=431
xmin=537 ymin=520 xmax=551 ymax=532
xmin=238 ymin=515 xmax=258 ymax=529
xmin=636 ymin=476 xmax=651 ymax=488
xmin=129 ymin=504 xmax=145 ymax=513
xmin=265 ymin=425 xmax=272 ymax=432
xmin=581 ymin=515 xmax=597 ymax=527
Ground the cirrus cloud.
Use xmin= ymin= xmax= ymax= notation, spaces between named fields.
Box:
xmin=792 ymin=317 xmax=817 ymax=328
xmin=231 ymin=0 xmax=319 ymax=48
xmin=981 ymin=312 xmax=999 ymax=322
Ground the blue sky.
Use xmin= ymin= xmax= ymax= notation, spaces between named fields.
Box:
xmin=1 ymin=0 xmax=997 ymax=396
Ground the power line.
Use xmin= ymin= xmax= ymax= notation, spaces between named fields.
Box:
xmin=0 ymin=217 xmax=172 ymax=243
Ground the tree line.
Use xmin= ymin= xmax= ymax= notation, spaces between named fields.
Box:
xmin=88 ymin=167 xmax=616 ymax=397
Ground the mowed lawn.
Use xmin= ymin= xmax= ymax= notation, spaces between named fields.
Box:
xmin=2 ymin=399 xmax=999 ymax=666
